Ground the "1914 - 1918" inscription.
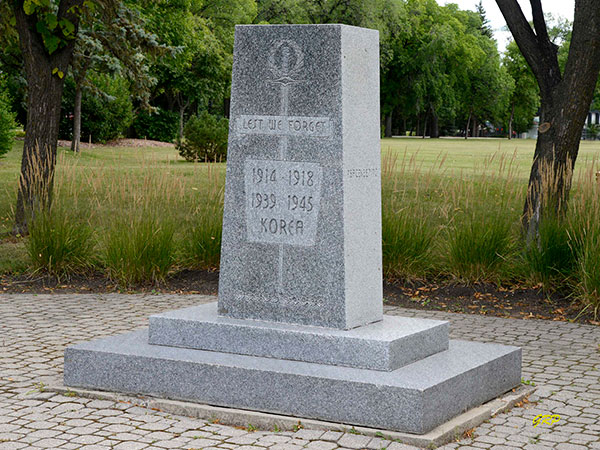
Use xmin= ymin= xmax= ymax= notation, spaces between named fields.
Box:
xmin=244 ymin=159 xmax=322 ymax=246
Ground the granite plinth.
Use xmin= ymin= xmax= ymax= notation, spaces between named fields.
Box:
xmin=219 ymin=24 xmax=383 ymax=330
xmin=64 ymin=330 xmax=521 ymax=434
xmin=148 ymin=303 xmax=449 ymax=371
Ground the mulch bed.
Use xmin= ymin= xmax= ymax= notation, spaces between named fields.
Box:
xmin=1 ymin=270 xmax=597 ymax=325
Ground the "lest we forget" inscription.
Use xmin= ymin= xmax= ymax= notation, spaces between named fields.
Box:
xmin=244 ymin=159 xmax=322 ymax=246
xmin=238 ymin=115 xmax=331 ymax=137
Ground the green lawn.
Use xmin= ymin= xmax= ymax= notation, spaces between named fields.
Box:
xmin=381 ymin=137 xmax=600 ymax=179
xmin=2 ymin=137 xmax=600 ymax=304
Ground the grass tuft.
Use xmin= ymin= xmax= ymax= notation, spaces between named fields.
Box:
xmin=522 ymin=215 xmax=576 ymax=290
xmin=26 ymin=209 xmax=94 ymax=277
xmin=104 ymin=214 xmax=175 ymax=286
xmin=183 ymin=164 xmax=224 ymax=269
xmin=575 ymin=230 xmax=600 ymax=319
xmin=382 ymin=205 xmax=435 ymax=279
xmin=447 ymin=211 xmax=513 ymax=282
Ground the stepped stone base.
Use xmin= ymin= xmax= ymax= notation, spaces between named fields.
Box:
xmin=148 ymin=303 xmax=449 ymax=371
xmin=64 ymin=329 xmax=521 ymax=434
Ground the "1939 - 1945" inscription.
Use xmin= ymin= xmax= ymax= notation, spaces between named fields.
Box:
xmin=244 ymin=159 xmax=322 ymax=246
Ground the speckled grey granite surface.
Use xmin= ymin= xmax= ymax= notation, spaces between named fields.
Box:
xmin=64 ymin=330 xmax=521 ymax=434
xmin=148 ymin=302 xmax=449 ymax=371
xmin=218 ymin=24 xmax=382 ymax=330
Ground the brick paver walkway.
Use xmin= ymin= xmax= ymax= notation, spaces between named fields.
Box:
xmin=0 ymin=294 xmax=598 ymax=449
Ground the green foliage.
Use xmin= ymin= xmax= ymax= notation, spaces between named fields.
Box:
xmin=380 ymin=0 xmax=511 ymax=136
xmin=177 ymin=112 xmax=228 ymax=162
xmin=104 ymin=215 xmax=175 ymax=286
xmin=503 ymin=40 xmax=540 ymax=134
xmin=447 ymin=212 xmax=513 ymax=282
xmin=60 ymin=73 xmax=134 ymax=143
xmin=0 ymin=77 xmax=17 ymax=158
xmin=133 ymin=107 xmax=179 ymax=143
xmin=26 ymin=209 xmax=94 ymax=277
xmin=143 ymin=0 xmax=254 ymax=126
xmin=21 ymin=0 xmax=81 ymax=55
xmin=585 ymin=123 xmax=600 ymax=140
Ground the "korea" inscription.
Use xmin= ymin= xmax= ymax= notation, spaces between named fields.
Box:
xmin=244 ymin=159 xmax=322 ymax=246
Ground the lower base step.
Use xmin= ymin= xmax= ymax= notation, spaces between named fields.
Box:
xmin=64 ymin=330 xmax=521 ymax=434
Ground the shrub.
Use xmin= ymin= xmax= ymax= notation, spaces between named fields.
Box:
xmin=104 ymin=215 xmax=175 ymax=285
xmin=0 ymin=77 xmax=16 ymax=158
xmin=60 ymin=73 xmax=134 ymax=143
xmin=177 ymin=111 xmax=228 ymax=162
xmin=26 ymin=209 xmax=94 ymax=277
xmin=132 ymin=107 xmax=179 ymax=143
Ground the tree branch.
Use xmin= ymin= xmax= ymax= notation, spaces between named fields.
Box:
xmin=530 ymin=0 xmax=550 ymax=43
xmin=496 ymin=0 xmax=561 ymax=97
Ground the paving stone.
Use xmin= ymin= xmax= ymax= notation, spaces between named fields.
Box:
xmin=337 ymin=434 xmax=372 ymax=448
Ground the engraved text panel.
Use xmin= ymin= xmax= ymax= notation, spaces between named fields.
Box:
xmin=244 ymin=159 xmax=323 ymax=246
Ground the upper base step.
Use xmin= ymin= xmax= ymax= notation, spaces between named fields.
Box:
xmin=149 ymin=303 xmax=449 ymax=371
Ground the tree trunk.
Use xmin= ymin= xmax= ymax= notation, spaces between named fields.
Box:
xmin=71 ymin=84 xmax=82 ymax=152
xmin=384 ymin=112 xmax=392 ymax=138
xmin=472 ymin=117 xmax=478 ymax=138
xmin=422 ymin=114 xmax=427 ymax=139
xmin=176 ymin=94 xmax=190 ymax=143
xmin=430 ymin=106 xmax=439 ymax=138
xmin=179 ymin=106 xmax=185 ymax=143
xmin=223 ymin=98 xmax=231 ymax=118
xmin=522 ymin=92 xmax=592 ymax=240
xmin=12 ymin=1 xmax=81 ymax=235
xmin=465 ymin=111 xmax=472 ymax=139
xmin=508 ymin=103 xmax=515 ymax=140
xmin=496 ymin=0 xmax=600 ymax=239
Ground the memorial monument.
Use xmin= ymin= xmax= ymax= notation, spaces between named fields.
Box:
xmin=64 ymin=24 xmax=522 ymax=435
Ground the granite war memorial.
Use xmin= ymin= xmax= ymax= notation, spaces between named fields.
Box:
xmin=64 ymin=24 xmax=522 ymax=435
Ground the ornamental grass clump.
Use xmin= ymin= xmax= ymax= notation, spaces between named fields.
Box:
xmin=566 ymin=161 xmax=600 ymax=318
xmin=183 ymin=164 xmax=224 ymax=269
xmin=26 ymin=208 xmax=94 ymax=277
xmin=446 ymin=211 xmax=514 ymax=283
xmin=104 ymin=214 xmax=175 ymax=286
xmin=443 ymin=152 xmax=521 ymax=283
xmin=520 ymin=159 xmax=579 ymax=291
xmin=381 ymin=150 xmax=441 ymax=279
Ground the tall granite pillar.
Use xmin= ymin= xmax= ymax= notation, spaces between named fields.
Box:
xmin=218 ymin=25 xmax=382 ymax=329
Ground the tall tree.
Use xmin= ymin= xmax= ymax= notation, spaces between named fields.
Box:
xmin=475 ymin=0 xmax=493 ymax=38
xmin=503 ymin=40 xmax=539 ymax=138
xmin=144 ymin=0 xmax=255 ymax=140
xmin=10 ymin=0 xmax=89 ymax=234
xmin=69 ymin=2 xmax=165 ymax=152
xmin=496 ymin=0 xmax=600 ymax=238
